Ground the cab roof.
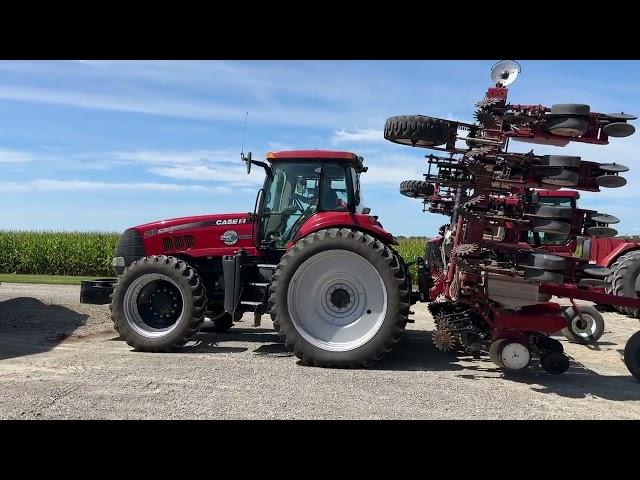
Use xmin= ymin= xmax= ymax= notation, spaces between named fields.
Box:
xmin=266 ymin=150 xmax=366 ymax=171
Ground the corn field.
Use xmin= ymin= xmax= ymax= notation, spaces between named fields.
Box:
xmin=0 ymin=230 xmax=428 ymax=279
xmin=0 ymin=231 xmax=120 ymax=276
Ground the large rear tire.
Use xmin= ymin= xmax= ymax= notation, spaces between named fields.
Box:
xmin=607 ymin=250 xmax=640 ymax=318
xmin=269 ymin=228 xmax=410 ymax=368
xmin=111 ymin=255 xmax=206 ymax=351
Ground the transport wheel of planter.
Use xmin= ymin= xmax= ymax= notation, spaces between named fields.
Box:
xmin=549 ymin=104 xmax=591 ymax=116
xmin=530 ymin=205 xmax=574 ymax=220
xmin=110 ymin=255 xmax=206 ymax=351
xmin=624 ymin=331 xmax=640 ymax=380
xmin=269 ymin=228 xmax=410 ymax=368
xmin=537 ymin=167 xmax=580 ymax=187
xmin=545 ymin=116 xmax=589 ymax=137
xmin=523 ymin=268 xmax=564 ymax=285
xmin=603 ymin=122 xmax=635 ymax=138
xmin=488 ymin=339 xmax=509 ymax=368
xmin=518 ymin=252 xmax=566 ymax=270
xmin=530 ymin=218 xmax=572 ymax=235
xmin=608 ymin=250 xmax=640 ymax=318
xmin=384 ymin=115 xmax=457 ymax=147
xmin=561 ymin=305 xmax=605 ymax=344
xmin=540 ymin=352 xmax=570 ymax=375
xmin=540 ymin=155 xmax=582 ymax=168
xmin=399 ymin=180 xmax=435 ymax=199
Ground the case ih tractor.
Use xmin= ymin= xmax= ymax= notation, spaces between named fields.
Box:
xmin=386 ymin=60 xmax=640 ymax=379
xmin=82 ymin=150 xmax=410 ymax=368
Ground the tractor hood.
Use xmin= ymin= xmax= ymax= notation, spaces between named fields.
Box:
xmin=112 ymin=212 xmax=258 ymax=274
xmin=134 ymin=212 xmax=253 ymax=238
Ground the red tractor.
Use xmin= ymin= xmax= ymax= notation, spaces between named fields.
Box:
xmin=82 ymin=150 xmax=411 ymax=368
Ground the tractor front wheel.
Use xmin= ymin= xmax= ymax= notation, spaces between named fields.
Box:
xmin=269 ymin=228 xmax=410 ymax=368
xmin=111 ymin=255 xmax=206 ymax=351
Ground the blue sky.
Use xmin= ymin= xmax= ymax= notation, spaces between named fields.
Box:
xmin=1 ymin=60 xmax=639 ymax=236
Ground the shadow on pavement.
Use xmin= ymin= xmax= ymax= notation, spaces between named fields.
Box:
xmin=0 ymin=297 xmax=89 ymax=361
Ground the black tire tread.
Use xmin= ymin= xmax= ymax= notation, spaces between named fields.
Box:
xmin=607 ymin=250 xmax=640 ymax=318
xmin=384 ymin=115 xmax=455 ymax=147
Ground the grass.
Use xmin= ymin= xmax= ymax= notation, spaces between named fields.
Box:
xmin=0 ymin=274 xmax=98 ymax=285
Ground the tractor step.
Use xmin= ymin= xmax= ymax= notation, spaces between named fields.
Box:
xmin=257 ymin=264 xmax=278 ymax=269
xmin=241 ymin=301 xmax=263 ymax=306
xmin=248 ymin=282 xmax=269 ymax=287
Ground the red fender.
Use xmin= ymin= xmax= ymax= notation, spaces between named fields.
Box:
xmin=289 ymin=212 xmax=396 ymax=247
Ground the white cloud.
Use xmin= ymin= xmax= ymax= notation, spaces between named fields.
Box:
xmin=332 ymin=128 xmax=384 ymax=144
xmin=0 ymin=149 xmax=35 ymax=164
xmin=0 ymin=179 xmax=232 ymax=193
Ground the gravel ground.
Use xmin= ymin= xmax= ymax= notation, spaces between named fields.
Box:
xmin=1 ymin=282 xmax=640 ymax=419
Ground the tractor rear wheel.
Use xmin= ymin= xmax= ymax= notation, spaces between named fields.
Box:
xmin=607 ymin=250 xmax=640 ymax=318
xmin=384 ymin=115 xmax=456 ymax=147
xmin=269 ymin=228 xmax=410 ymax=368
xmin=111 ymin=255 xmax=206 ymax=351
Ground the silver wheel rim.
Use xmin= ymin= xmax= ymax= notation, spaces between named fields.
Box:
xmin=286 ymin=249 xmax=388 ymax=352
xmin=571 ymin=314 xmax=597 ymax=337
xmin=123 ymin=273 xmax=185 ymax=338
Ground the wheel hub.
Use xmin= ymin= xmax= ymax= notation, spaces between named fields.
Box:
xmin=287 ymin=249 xmax=388 ymax=352
xmin=328 ymin=285 xmax=354 ymax=312
xmin=123 ymin=274 xmax=185 ymax=337
xmin=571 ymin=314 xmax=595 ymax=337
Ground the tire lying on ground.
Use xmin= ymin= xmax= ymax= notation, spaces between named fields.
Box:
xmin=384 ymin=115 xmax=457 ymax=147
xmin=110 ymin=255 xmax=206 ymax=351
xmin=269 ymin=228 xmax=410 ymax=368
xmin=606 ymin=250 xmax=640 ymax=318
xmin=399 ymin=180 xmax=435 ymax=198
xmin=561 ymin=305 xmax=605 ymax=344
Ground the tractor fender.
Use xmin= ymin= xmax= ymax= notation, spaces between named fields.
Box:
xmin=600 ymin=241 xmax=640 ymax=268
xmin=289 ymin=212 xmax=397 ymax=247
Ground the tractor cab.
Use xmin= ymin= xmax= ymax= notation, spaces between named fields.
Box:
xmin=244 ymin=150 xmax=369 ymax=249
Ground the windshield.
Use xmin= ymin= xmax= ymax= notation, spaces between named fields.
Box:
xmin=260 ymin=160 xmax=351 ymax=248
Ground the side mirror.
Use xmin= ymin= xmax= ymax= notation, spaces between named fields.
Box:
xmin=242 ymin=152 xmax=253 ymax=174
